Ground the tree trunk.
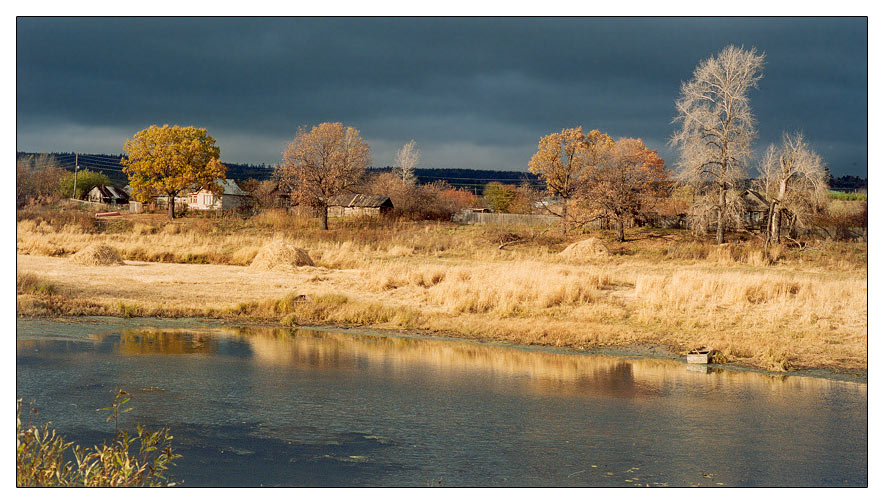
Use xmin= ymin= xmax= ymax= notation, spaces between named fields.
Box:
xmin=168 ymin=193 xmax=175 ymax=220
xmin=320 ymin=204 xmax=329 ymax=230
xmin=561 ymin=199 xmax=569 ymax=235
xmin=716 ymin=183 xmax=726 ymax=244
xmin=616 ymin=218 xmax=625 ymax=242
xmin=770 ymin=203 xmax=781 ymax=244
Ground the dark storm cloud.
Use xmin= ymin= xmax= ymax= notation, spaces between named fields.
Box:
xmin=17 ymin=17 xmax=867 ymax=175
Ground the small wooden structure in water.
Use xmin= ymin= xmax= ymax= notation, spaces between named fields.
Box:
xmin=686 ymin=347 xmax=713 ymax=364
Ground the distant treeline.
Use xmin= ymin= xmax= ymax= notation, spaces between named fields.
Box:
xmin=16 ymin=152 xmax=544 ymax=193
xmin=16 ymin=151 xmax=866 ymax=193
xmin=829 ymin=174 xmax=867 ymax=191
xmin=368 ymin=167 xmax=543 ymax=194
xmin=16 ymin=152 xmax=274 ymax=187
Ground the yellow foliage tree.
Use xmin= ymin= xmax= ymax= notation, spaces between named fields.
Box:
xmin=122 ymin=125 xmax=226 ymax=219
xmin=528 ymin=127 xmax=613 ymax=233
xmin=278 ymin=122 xmax=371 ymax=230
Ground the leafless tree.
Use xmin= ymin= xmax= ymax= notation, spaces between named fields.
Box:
xmin=394 ymin=139 xmax=420 ymax=186
xmin=671 ymin=45 xmax=765 ymax=244
xmin=684 ymin=185 xmax=747 ymax=237
xmin=278 ymin=122 xmax=371 ymax=230
xmin=756 ymin=131 xmax=828 ymax=244
xmin=16 ymin=154 xmax=68 ymax=207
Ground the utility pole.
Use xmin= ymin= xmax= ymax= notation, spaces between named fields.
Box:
xmin=72 ymin=152 xmax=79 ymax=199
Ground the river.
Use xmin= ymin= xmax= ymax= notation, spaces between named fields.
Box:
xmin=16 ymin=317 xmax=867 ymax=487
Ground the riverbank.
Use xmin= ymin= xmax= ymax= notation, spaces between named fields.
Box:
xmin=16 ymin=226 xmax=866 ymax=373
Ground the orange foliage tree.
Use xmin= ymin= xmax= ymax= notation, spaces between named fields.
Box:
xmin=529 ymin=127 xmax=613 ymax=233
xmin=582 ymin=138 xmax=670 ymax=242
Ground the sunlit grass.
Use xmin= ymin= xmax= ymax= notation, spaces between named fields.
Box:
xmin=15 ymin=209 xmax=867 ymax=372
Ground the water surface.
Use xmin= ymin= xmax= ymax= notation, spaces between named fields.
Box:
xmin=16 ymin=318 xmax=867 ymax=487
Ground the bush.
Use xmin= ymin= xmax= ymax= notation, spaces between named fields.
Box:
xmin=17 ymin=391 xmax=181 ymax=487
xmin=59 ymin=169 xmax=111 ymax=200
xmin=16 ymin=206 xmax=99 ymax=233
xmin=16 ymin=273 xmax=57 ymax=296
xmin=361 ymin=173 xmax=478 ymax=221
xmin=17 ymin=155 xmax=69 ymax=208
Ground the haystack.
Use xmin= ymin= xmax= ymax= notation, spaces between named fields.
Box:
xmin=558 ymin=238 xmax=609 ymax=261
xmin=249 ymin=240 xmax=315 ymax=272
xmin=70 ymin=244 xmax=124 ymax=266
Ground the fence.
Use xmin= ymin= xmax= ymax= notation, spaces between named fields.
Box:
xmin=452 ymin=210 xmax=560 ymax=226
xmin=452 ymin=210 xmax=688 ymax=230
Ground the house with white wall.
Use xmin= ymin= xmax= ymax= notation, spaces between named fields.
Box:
xmin=187 ymin=179 xmax=249 ymax=211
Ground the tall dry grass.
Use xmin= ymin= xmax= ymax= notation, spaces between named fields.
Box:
xmin=16 ymin=208 xmax=867 ymax=371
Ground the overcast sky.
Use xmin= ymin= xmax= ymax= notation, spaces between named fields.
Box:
xmin=16 ymin=17 xmax=867 ymax=176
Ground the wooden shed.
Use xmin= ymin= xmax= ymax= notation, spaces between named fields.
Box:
xmin=327 ymin=194 xmax=394 ymax=218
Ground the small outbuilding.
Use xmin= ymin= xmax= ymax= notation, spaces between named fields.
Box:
xmin=87 ymin=185 xmax=130 ymax=205
xmin=327 ymin=194 xmax=394 ymax=218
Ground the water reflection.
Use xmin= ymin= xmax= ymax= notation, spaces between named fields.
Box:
xmin=85 ymin=326 xmax=864 ymax=400
xmin=19 ymin=323 xmax=867 ymax=487
xmin=115 ymin=329 xmax=218 ymax=355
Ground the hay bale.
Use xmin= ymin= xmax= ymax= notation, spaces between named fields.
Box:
xmin=558 ymin=238 xmax=609 ymax=261
xmin=249 ymin=240 xmax=315 ymax=272
xmin=70 ymin=244 xmax=124 ymax=266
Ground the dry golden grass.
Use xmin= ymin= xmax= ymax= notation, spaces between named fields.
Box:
xmin=15 ymin=210 xmax=867 ymax=372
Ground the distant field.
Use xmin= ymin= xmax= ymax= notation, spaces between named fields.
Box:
xmin=829 ymin=190 xmax=867 ymax=201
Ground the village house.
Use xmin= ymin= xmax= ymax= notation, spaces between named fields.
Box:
xmin=87 ymin=185 xmax=129 ymax=205
xmin=741 ymin=189 xmax=771 ymax=230
xmin=327 ymin=194 xmax=394 ymax=218
xmin=186 ymin=179 xmax=250 ymax=211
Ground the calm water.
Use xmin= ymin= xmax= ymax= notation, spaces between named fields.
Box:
xmin=16 ymin=318 xmax=867 ymax=487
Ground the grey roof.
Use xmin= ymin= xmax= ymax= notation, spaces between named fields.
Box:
xmin=328 ymin=194 xmax=393 ymax=208
xmin=191 ymin=178 xmax=248 ymax=196
xmin=89 ymin=185 xmax=129 ymax=202
xmin=218 ymin=178 xmax=247 ymax=196
xmin=742 ymin=189 xmax=770 ymax=211
xmin=105 ymin=185 xmax=128 ymax=200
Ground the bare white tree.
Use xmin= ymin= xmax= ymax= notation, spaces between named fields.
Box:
xmin=394 ymin=140 xmax=420 ymax=186
xmin=756 ymin=131 xmax=828 ymax=244
xmin=671 ymin=45 xmax=765 ymax=244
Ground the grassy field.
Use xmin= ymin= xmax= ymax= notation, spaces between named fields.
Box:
xmin=16 ymin=206 xmax=867 ymax=373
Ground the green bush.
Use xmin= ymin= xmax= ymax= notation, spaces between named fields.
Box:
xmin=59 ymin=169 xmax=111 ymax=200
xmin=16 ymin=390 xmax=181 ymax=487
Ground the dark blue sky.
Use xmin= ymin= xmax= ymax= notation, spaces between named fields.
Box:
xmin=16 ymin=17 xmax=868 ymax=176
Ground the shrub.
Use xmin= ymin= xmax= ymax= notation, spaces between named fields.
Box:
xmin=59 ymin=169 xmax=111 ymax=200
xmin=16 ymin=273 xmax=57 ymax=296
xmin=16 ymin=391 xmax=181 ymax=487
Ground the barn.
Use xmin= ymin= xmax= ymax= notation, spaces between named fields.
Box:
xmin=327 ymin=194 xmax=394 ymax=218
